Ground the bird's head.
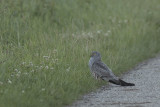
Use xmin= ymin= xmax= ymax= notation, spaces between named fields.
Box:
xmin=90 ymin=51 xmax=101 ymax=60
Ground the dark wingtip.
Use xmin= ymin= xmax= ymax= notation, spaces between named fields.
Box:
xmin=108 ymin=79 xmax=135 ymax=86
xmin=126 ymin=83 xmax=135 ymax=86
xmin=119 ymin=79 xmax=135 ymax=86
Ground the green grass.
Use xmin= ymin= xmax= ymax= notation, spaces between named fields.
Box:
xmin=0 ymin=0 xmax=160 ymax=107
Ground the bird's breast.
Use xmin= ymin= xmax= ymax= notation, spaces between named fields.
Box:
xmin=88 ymin=57 xmax=94 ymax=68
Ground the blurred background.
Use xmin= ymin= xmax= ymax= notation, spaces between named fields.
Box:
xmin=0 ymin=0 xmax=160 ymax=107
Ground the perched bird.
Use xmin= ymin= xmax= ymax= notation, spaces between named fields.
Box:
xmin=89 ymin=51 xmax=135 ymax=86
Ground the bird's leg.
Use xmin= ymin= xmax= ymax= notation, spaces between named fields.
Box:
xmin=92 ymin=73 xmax=97 ymax=79
xmin=92 ymin=73 xmax=100 ymax=80
xmin=94 ymin=73 xmax=101 ymax=81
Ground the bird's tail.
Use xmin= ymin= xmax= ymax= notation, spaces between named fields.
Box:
xmin=109 ymin=79 xmax=135 ymax=86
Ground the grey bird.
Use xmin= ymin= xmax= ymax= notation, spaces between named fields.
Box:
xmin=89 ymin=51 xmax=135 ymax=86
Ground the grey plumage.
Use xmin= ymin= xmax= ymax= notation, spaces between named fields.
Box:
xmin=89 ymin=51 xmax=135 ymax=86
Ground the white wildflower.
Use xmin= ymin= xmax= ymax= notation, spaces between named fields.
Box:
xmin=104 ymin=33 xmax=109 ymax=37
xmin=118 ymin=20 xmax=122 ymax=23
xmin=30 ymin=70 xmax=34 ymax=73
xmin=14 ymin=69 xmax=18 ymax=72
xmin=18 ymin=71 xmax=21 ymax=74
xmin=43 ymin=56 xmax=49 ymax=58
xmin=97 ymin=30 xmax=101 ymax=34
xmin=124 ymin=20 xmax=128 ymax=23
xmin=11 ymin=74 xmax=14 ymax=77
xmin=72 ymin=33 xmax=75 ymax=37
xmin=41 ymin=88 xmax=45 ymax=91
xmin=22 ymin=90 xmax=25 ymax=93
xmin=43 ymin=56 xmax=50 ymax=60
xmin=55 ymin=58 xmax=58 ymax=62
xmin=89 ymin=35 xmax=94 ymax=38
xmin=8 ymin=79 xmax=12 ymax=84
xmin=29 ymin=62 xmax=33 ymax=66
xmin=16 ymin=73 xmax=20 ymax=77
xmin=39 ymin=66 xmax=43 ymax=69
xmin=22 ymin=62 xmax=26 ymax=65
xmin=87 ymin=32 xmax=92 ymax=36
xmin=107 ymin=30 xmax=111 ymax=33
xmin=66 ymin=67 xmax=70 ymax=72
xmin=0 ymin=81 xmax=3 ymax=85
xmin=50 ymin=67 xmax=54 ymax=70
xmin=45 ymin=66 xmax=49 ymax=69
xmin=24 ymin=72 xmax=28 ymax=75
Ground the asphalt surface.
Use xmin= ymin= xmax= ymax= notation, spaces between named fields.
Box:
xmin=71 ymin=56 xmax=160 ymax=107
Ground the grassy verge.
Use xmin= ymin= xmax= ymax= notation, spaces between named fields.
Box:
xmin=0 ymin=0 xmax=160 ymax=107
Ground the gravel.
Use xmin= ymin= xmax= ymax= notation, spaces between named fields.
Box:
xmin=70 ymin=56 xmax=160 ymax=107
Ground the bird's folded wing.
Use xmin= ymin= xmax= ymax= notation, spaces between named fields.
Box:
xmin=92 ymin=61 xmax=116 ymax=79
